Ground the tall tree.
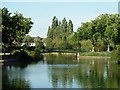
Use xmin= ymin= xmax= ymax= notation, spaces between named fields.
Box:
xmin=0 ymin=8 xmax=2 ymax=47
xmin=104 ymin=14 xmax=119 ymax=51
xmin=77 ymin=22 xmax=99 ymax=52
xmin=61 ymin=18 xmax=67 ymax=41
xmin=67 ymin=20 xmax=73 ymax=34
xmin=46 ymin=16 xmax=74 ymax=49
xmin=51 ymin=16 xmax=58 ymax=40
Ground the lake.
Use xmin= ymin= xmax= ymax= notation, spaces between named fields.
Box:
xmin=2 ymin=54 xmax=120 ymax=89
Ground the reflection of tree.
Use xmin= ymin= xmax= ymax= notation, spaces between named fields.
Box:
xmin=47 ymin=55 xmax=119 ymax=88
xmin=49 ymin=67 xmax=74 ymax=88
xmin=104 ymin=63 xmax=118 ymax=88
xmin=3 ymin=78 xmax=30 ymax=89
xmin=74 ymin=60 xmax=119 ymax=88
xmin=119 ymin=65 xmax=120 ymax=89
xmin=45 ymin=54 xmax=76 ymax=65
xmin=51 ymin=74 xmax=58 ymax=88
xmin=3 ymin=60 xmax=40 ymax=69
xmin=2 ymin=64 xmax=31 ymax=89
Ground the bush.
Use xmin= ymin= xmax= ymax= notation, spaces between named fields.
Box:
xmin=80 ymin=40 xmax=92 ymax=52
xmin=13 ymin=50 xmax=20 ymax=55
xmin=13 ymin=50 xmax=43 ymax=62
xmin=116 ymin=45 xmax=120 ymax=51
xmin=111 ymin=50 xmax=120 ymax=61
xmin=19 ymin=50 xmax=28 ymax=59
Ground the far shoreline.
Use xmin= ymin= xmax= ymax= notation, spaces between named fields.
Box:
xmin=78 ymin=56 xmax=111 ymax=59
xmin=0 ymin=52 xmax=111 ymax=63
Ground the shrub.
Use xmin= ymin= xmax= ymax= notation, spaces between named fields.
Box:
xmin=19 ymin=50 xmax=28 ymax=59
xmin=13 ymin=50 xmax=43 ymax=61
xmin=111 ymin=50 xmax=120 ymax=61
xmin=80 ymin=40 xmax=92 ymax=52
xmin=13 ymin=50 xmax=20 ymax=55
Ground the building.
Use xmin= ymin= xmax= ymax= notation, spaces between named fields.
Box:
xmin=21 ymin=36 xmax=46 ymax=47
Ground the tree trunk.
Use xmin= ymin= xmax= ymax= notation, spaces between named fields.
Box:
xmin=92 ymin=39 xmax=95 ymax=52
xmin=92 ymin=46 xmax=95 ymax=52
xmin=107 ymin=44 xmax=110 ymax=52
xmin=9 ymin=40 xmax=12 ymax=55
xmin=10 ymin=43 xmax=12 ymax=55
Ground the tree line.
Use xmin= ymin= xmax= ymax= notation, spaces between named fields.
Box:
xmin=1 ymin=7 xmax=120 ymax=53
xmin=46 ymin=14 xmax=120 ymax=52
xmin=47 ymin=16 xmax=81 ymax=49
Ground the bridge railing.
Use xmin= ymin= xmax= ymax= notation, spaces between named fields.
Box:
xmin=46 ymin=48 xmax=90 ymax=52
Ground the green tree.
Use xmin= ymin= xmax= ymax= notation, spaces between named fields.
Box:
xmin=77 ymin=22 xmax=99 ymax=52
xmin=25 ymin=35 xmax=32 ymax=46
xmin=34 ymin=37 xmax=41 ymax=46
xmin=61 ymin=18 xmax=68 ymax=41
xmin=0 ymin=8 xmax=2 ymax=50
xmin=104 ymin=14 xmax=119 ymax=51
xmin=67 ymin=20 xmax=73 ymax=34
xmin=46 ymin=16 xmax=74 ymax=49
xmin=2 ymin=8 xmax=33 ymax=54
xmin=51 ymin=16 xmax=58 ymax=40
xmin=35 ymin=42 xmax=44 ymax=52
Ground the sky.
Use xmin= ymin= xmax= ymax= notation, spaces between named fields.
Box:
xmin=1 ymin=1 xmax=119 ymax=38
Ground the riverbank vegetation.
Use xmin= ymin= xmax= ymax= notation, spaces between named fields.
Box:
xmin=1 ymin=8 xmax=44 ymax=61
xmin=46 ymin=14 xmax=120 ymax=52
xmin=79 ymin=52 xmax=111 ymax=57
xmin=46 ymin=14 xmax=120 ymax=61
xmin=1 ymin=8 xmax=120 ymax=62
xmin=13 ymin=50 xmax=43 ymax=62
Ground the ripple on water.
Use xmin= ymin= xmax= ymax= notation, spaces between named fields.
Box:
xmin=48 ymin=64 xmax=80 ymax=68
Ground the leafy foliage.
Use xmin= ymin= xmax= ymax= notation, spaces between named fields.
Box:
xmin=25 ymin=35 xmax=32 ymax=46
xmin=46 ymin=16 xmax=75 ymax=49
xmin=77 ymin=14 xmax=120 ymax=52
xmin=2 ymin=8 xmax=33 ymax=51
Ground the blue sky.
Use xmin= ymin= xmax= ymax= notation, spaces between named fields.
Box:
xmin=1 ymin=2 xmax=118 ymax=38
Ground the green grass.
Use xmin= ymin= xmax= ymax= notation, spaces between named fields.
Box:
xmin=79 ymin=52 xmax=111 ymax=57
xmin=0 ymin=53 xmax=10 ymax=55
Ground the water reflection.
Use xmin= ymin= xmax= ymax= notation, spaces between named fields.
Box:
xmin=2 ymin=54 xmax=120 ymax=88
xmin=3 ymin=66 xmax=31 ymax=89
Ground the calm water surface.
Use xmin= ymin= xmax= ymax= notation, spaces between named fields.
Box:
xmin=2 ymin=54 xmax=120 ymax=88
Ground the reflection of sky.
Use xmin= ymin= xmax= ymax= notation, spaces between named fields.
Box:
xmin=4 ymin=57 xmax=119 ymax=88
xmin=2 ymin=2 xmax=118 ymax=38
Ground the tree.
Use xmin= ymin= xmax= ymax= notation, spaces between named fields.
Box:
xmin=0 ymin=8 xmax=2 ymax=49
xmin=46 ymin=16 xmax=74 ymax=49
xmin=35 ymin=42 xmax=44 ymax=52
xmin=34 ymin=37 xmax=41 ymax=46
xmin=51 ymin=16 xmax=58 ymax=40
xmin=2 ymin=8 xmax=33 ymax=54
xmin=105 ymin=23 xmax=119 ymax=51
xmin=77 ymin=22 xmax=98 ymax=52
xmin=77 ymin=14 xmax=120 ymax=52
xmin=67 ymin=33 xmax=81 ymax=49
xmin=67 ymin=20 xmax=73 ymax=34
xmin=2 ymin=8 xmax=11 ymax=45
xmin=25 ymin=35 xmax=32 ymax=46
xmin=61 ymin=18 xmax=68 ymax=41
xmin=104 ymin=14 xmax=119 ymax=51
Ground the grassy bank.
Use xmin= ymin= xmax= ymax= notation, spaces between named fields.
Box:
xmin=79 ymin=52 xmax=111 ymax=57
xmin=42 ymin=51 xmax=111 ymax=58
xmin=0 ymin=53 xmax=10 ymax=55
